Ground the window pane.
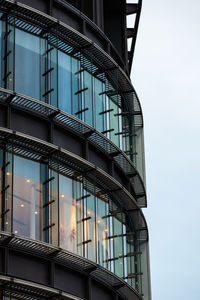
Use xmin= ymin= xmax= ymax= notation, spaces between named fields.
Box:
xmin=84 ymin=194 xmax=96 ymax=262
xmin=58 ymin=50 xmax=71 ymax=113
xmin=96 ymin=197 xmax=110 ymax=267
xmin=94 ymin=78 xmax=106 ymax=133
xmin=59 ymin=174 xmax=76 ymax=252
xmin=113 ymin=215 xmax=124 ymax=278
xmin=110 ymin=100 xmax=120 ymax=147
xmin=13 ymin=156 xmax=41 ymax=240
xmin=83 ymin=70 xmax=93 ymax=126
xmin=15 ymin=29 xmax=40 ymax=99
xmin=71 ymin=57 xmax=80 ymax=116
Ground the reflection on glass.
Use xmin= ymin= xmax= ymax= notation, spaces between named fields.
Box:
xmin=113 ymin=215 xmax=124 ymax=278
xmin=13 ymin=156 xmax=41 ymax=240
xmin=84 ymin=194 xmax=96 ymax=262
xmin=83 ymin=70 xmax=93 ymax=126
xmin=49 ymin=169 xmax=59 ymax=246
xmin=0 ymin=20 xmax=138 ymax=168
xmin=15 ymin=29 xmax=40 ymax=99
xmin=2 ymin=21 xmax=14 ymax=90
xmin=94 ymin=78 xmax=106 ymax=133
xmin=59 ymin=174 xmax=76 ymax=253
xmin=72 ymin=57 xmax=80 ymax=117
xmin=0 ymin=151 xmax=145 ymax=293
xmin=96 ymin=197 xmax=109 ymax=267
xmin=58 ymin=50 xmax=71 ymax=113
xmin=110 ymin=100 xmax=120 ymax=147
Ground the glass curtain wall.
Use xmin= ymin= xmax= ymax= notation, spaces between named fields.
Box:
xmin=0 ymin=17 xmax=138 ymax=162
xmin=0 ymin=147 xmax=148 ymax=295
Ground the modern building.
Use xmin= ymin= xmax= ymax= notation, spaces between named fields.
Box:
xmin=0 ymin=1 xmax=151 ymax=300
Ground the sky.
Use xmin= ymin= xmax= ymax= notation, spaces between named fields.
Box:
xmin=130 ymin=0 xmax=200 ymax=299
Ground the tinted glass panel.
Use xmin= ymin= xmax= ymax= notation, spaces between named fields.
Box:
xmin=15 ymin=29 xmax=40 ymax=99
xmin=13 ymin=156 xmax=41 ymax=239
xmin=58 ymin=50 xmax=72 ymax=113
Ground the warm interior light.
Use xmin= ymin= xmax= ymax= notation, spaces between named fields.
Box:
xmin=35 ymin=211 xmax=38 ymax=215
xmin=105 ymin=228 xmax=108 ymax=232
xmin=26 ymin=179 xmax=30 ymax=183
xmin=61 ymin=194 xmax=65 ymax=198
xmin=20 ymin=204 xmax=24 ymax=208
xmin=97 ymin=219 xmax=101 ymax=224
xmin=14 ymin=230 xmax=18 ymax=234
xmin=6 ymin=172 xmax=10 ymax=176
xmin=5 ymin=221 xmax=8 ymax=225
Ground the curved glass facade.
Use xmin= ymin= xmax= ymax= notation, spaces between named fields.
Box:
xmin=0 ymin=14 xmax=145 ymax=180
xmin=0 ymin=147 xmax=148 ymax=298
xmin=0 ymin=4 xmax=150 ymax=300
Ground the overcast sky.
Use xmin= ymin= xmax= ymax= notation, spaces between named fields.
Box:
xmin=130 ymin=0 xmax=200 ymax=299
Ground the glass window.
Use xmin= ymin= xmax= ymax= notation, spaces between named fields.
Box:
xmin=109 ymin=100 xmax=120 ymax=147
xmin=15 ymin=29 xmax=40 ymax=99
xmin=40 ymin=37 xmax=58 ymax=107
xmin=84 ymin=193 xmax=96 ymax=262
xmin=4 ymin=151 xmax=12 ymax=233
xmin=59 ymin=174 xmax=77 ymax=253
xmin=71 ymin=56 xmax=81 ymax=117
xmin=58 ymin=50 xmax=72 ymax=113
xmin=75 ymin=179 xmax=83 ymax=257
xmin=94 ymin=78 xmax=106 ymax=133
xmin=83 ymin=70 xmax=93 ymax=126
xmin=13 ymin=155 xmax=41 ymax=240
xmin=2 ymin=22 xmax=14 ymax=90
xmin=113 ymin=214 xmax=124 ymax=278
xmin=49 ymin=169 xmax=59 ymax=246
xmin=96 ymin=197 xmax=110 ymax=267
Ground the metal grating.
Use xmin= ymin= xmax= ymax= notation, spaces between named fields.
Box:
xmin=0 ymin=276 xmax=58 ymax=300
